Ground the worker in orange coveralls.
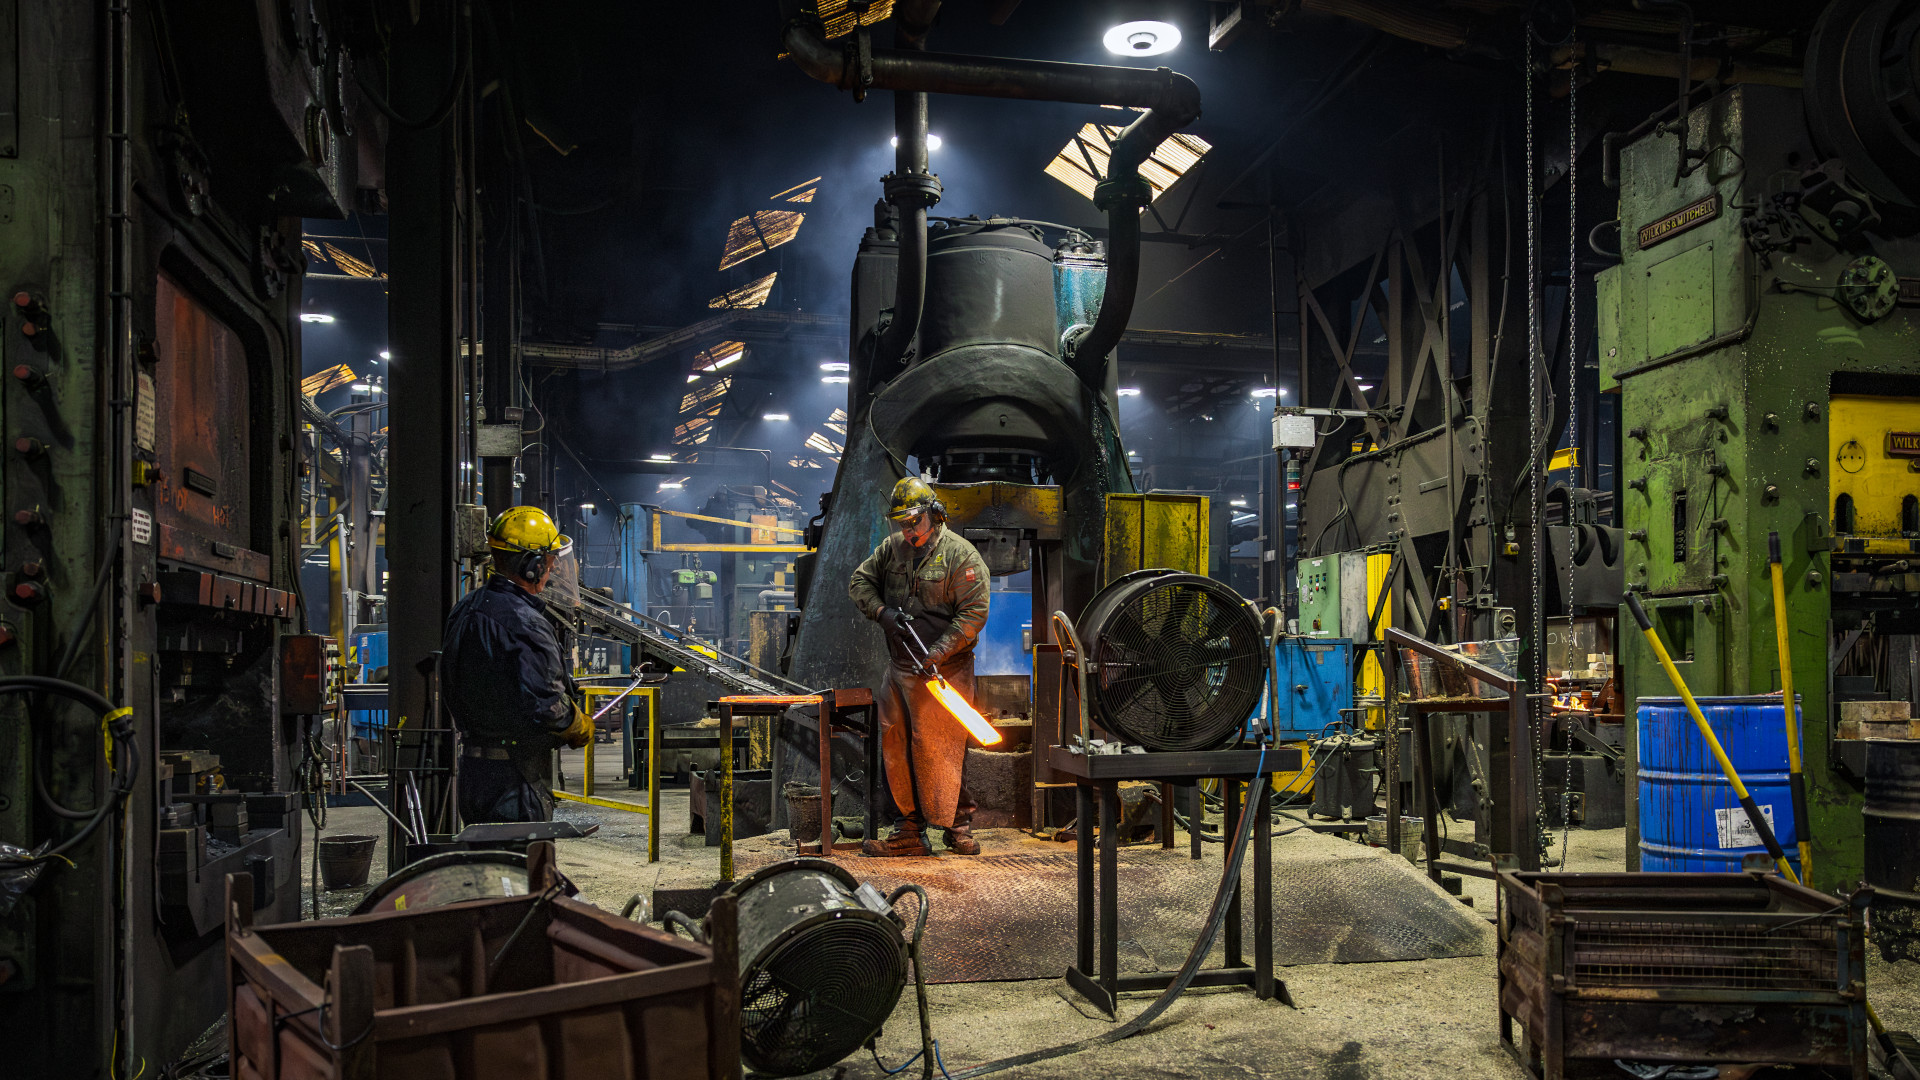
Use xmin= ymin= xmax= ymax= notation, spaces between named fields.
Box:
xmin=848 ymin=477 xmax=991 ymax=856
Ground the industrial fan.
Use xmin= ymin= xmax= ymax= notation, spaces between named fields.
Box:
xmin=727 ymin=860 xmax=909 ymax=1076
xmin=1079 ymin=569 xmax=1268 ymax=751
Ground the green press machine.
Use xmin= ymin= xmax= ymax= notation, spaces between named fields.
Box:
xmin=1600 ymin=24 xmax=1920 ymax=891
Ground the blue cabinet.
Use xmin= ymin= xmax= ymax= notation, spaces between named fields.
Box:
xmin=1255 ymin=637 xmax=1353 ymax=740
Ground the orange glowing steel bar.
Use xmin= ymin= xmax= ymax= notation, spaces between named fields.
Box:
xmin=926 ymin=678 xmax=1001 ymax=745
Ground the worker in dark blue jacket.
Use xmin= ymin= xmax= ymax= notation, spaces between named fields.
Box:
xmin=443 ymin=506 xmax=592 ymax=823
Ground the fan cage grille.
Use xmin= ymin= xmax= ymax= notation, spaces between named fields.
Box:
xmin=739 ymin=915 xmax=907 ymax=1076
xmin=1089 ymin=579 xmax=1265 ymax=751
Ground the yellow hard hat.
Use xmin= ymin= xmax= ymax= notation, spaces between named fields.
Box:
xmin=488 ymin=506 xmax=573 ymax=558
xmin=886 ymin=476 xmax=942 ymax=522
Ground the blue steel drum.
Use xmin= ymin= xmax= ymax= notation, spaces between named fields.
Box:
xmin=1638 ymin=695 xmax=1802 ymax=875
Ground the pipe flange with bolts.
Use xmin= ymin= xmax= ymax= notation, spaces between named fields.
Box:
xmin=883 ymin=170 xmax=943 ymax=209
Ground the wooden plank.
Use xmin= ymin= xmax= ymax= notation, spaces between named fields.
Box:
xmin=330 ymin=945 xmax=378 ymax=1079
xmin=547 ymin=921 xmax=657 ymax=974
xmin=706 ymin=893 xmax=741 ymax=1080
xmin=228 ymin=932 xmax=328 ymax=1010
xmin=373 ymin=962 xmax=715 ymax=1042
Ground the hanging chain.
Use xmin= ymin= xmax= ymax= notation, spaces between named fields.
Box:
xmin=1524 ymin=30 xmax=1549 ymax=862
xmin=1560 ymin=39 xmax=1579 ymax=871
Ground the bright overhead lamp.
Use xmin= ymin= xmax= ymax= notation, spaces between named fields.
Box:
xmin=299 ymin=313 xmax=335 ymax=324
xmin=580 ymin=502 xmax=596 ymax=511
xmin=1230 ymin=498 xmax=1248 ymax=507
xmin=1103 ymin=19 xmax=1181 ymax=57
xmin=350 ymin=383 xmax=370 ymax=392
xmin=821 ymin=375 xmax=851 ymax=384
xmin=890 ymin=134 xmax=943 ymax=150
xmin=658 ymin=482 xmax=683 ymax=491
xmin=820 ymin=361 xmax=850 ymax=371
xmin=1250 ymin=387 xmax=1277 ymax=399
xmin=1127 ymin=450 xmax=1140 ymax=458
xmin=1357 ymin=382 xmax=1375 ymax=391
xmin=763 ymin=412 xmax=790 ymax=421
xmin=379 ymin=350 xmax=391 ymax=359
xmin=1116 ymin=387 xmax=1142 ymax=397
xmin=649 ymin=453 xmax=673 ymax=462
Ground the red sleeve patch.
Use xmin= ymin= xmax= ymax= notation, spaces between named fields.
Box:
xmin=963 ymin=567 xmax=977 ymax=582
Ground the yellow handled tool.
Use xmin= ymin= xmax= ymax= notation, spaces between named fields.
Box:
xmin=1629 ymin=597 xmax=1917 ymax=1071
xmin=1768 ymin=531 xmax=1815 ymax=881
xmin=1626 ymin=592 xmax=1799 ymax=883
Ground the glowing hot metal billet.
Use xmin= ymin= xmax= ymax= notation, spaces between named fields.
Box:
xmin=899 ymin=615 xmax=1001 ymax=746
xmin=926 ymin=676 xmax=1001 ymax=746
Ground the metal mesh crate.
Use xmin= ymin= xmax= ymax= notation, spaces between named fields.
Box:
xmin=1569 ymin=917 xmax=1839 ymax=992
xmin=1496 ymin=870 xmax=1868 ymax=1080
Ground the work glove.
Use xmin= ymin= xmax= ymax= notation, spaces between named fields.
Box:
xmin=562 ymin=703 xmax=594 ymax=749
xmin=922 ymin=632 xmax=960 ymax=672
xmin=879 ymin=605 xmax=911 ymax=647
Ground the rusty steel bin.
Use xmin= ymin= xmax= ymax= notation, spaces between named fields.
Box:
xmin=224 ymin=842 xmax=738 ymax=1080
xmin=1496 ymin=870 xmax=1869 ymax=1080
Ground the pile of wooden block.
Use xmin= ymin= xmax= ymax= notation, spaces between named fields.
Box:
xmin=1838 ymin=699 xmax=1919 ymax=740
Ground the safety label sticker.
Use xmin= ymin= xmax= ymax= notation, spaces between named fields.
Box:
xmin=131 ymin=508 xmax=152 ymax=545
xmin=1714 ymin=803 xmax=1775 ymax=849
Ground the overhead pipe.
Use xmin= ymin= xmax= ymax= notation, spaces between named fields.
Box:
xmin=780 ymin=7 xmax=1201 ymax=388
xmin=873 ymin=17 xmax=938 ymax=371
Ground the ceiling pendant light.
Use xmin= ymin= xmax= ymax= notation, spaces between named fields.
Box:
xmin=1103 ymin=19 xmax=1181 ymax=57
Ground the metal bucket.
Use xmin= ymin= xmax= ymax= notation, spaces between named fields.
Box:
xmin=317 ymin=834 xmax=377 ymax=890
xmin=1637 ymin=695 xmax=1801 ymax=875
xmin=1865 ymin=740 xmax=1920 ymax=961
xmin=783 ymin=782 xmax=830 ymax=847
xmin=1364 ymin=814 xmax=1423 ymax=862
xmin=727 ymin=859 xmax=907 ymax=1077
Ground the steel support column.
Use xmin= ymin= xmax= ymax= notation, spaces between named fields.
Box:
xmin=385 ymin=2 xmax=464 ymax=867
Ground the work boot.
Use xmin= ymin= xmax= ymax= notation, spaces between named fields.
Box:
xmin=943 ymin=823 xmax=980 ymax=856
xmin=862 ymin=817 xmax=932 ymax=858
xmin=943 ymin=799 xmax=980 ymax=855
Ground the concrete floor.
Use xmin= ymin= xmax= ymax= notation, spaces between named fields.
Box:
xmin=296 ymin=743 xmax=1920 ymax=1079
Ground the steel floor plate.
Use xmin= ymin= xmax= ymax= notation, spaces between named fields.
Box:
xmin=732 ymin=838 xmax=1492 ymax=984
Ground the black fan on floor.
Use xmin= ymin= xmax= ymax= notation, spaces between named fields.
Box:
xmin=1079 ymin=569 xmax=1267 ymax=751
xmin=728 ymin=860 xmax=908 ymax=1077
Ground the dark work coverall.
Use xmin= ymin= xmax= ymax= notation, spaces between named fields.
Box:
xmin=848 ymin=523 xmax=991 ymax=829
xmin=443 ymin=574 xmax=577 ymax=823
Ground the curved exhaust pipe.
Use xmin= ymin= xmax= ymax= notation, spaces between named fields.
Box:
xmin=780 ymin=8 xmax=1200 ymax=389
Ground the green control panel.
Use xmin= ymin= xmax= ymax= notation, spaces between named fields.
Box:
xmin=1297 ymin=551 xmax=1369 ymax=638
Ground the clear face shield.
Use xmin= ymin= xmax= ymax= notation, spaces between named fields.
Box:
xmin=894 ymin=509 xmax=935 ymax=546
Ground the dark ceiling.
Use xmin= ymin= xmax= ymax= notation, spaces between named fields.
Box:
xmin=303 ymin=0 xmax=1832 ymax=523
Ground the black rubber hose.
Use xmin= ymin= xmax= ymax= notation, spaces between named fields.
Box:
xmin=0 ymin=676 xmax=136 ymax=868
xmin=356 ymin=4 xmax=469 ymax=131
xmin=662 ymin=909 xmax=708 ymax=944
xmin=944 ymin=748 xmax=1271 ymax=1078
